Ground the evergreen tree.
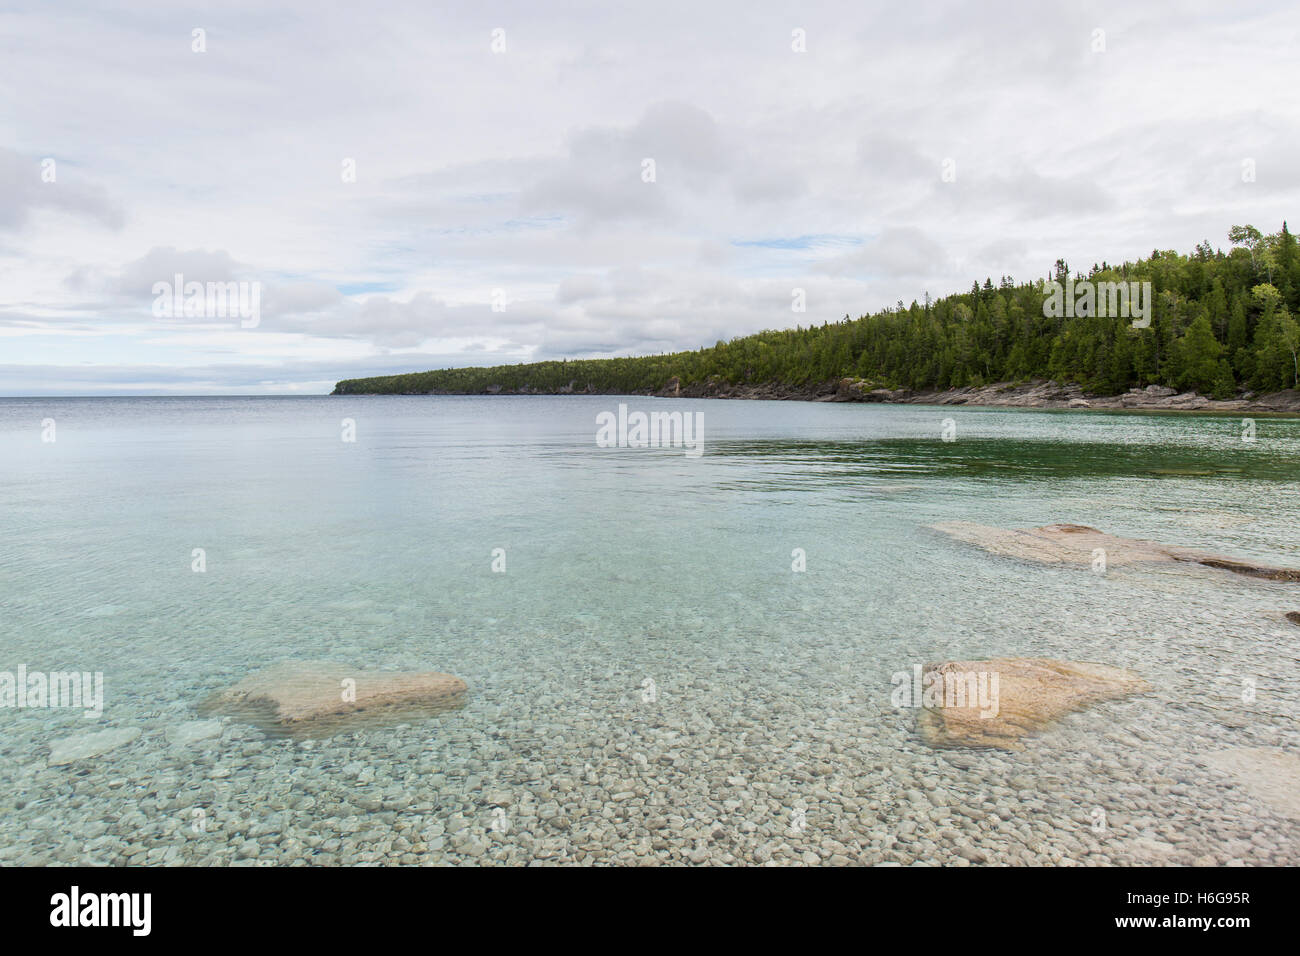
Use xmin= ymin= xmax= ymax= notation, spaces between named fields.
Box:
xmin=332 ymin=222 xmax=1300 ymax=401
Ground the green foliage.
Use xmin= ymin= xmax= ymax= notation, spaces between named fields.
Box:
xmin=335 ymin=223 xmax=1300 ymax=398
xmin=1172 ymin=315 xmax=1224 ymax=394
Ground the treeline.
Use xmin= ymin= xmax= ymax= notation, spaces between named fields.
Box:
xmin=333 ymin=223 xmax=1300 ymax=399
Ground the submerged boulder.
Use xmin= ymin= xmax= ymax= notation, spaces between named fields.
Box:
xmin=165 ymin=719 xmax=223 ymax=747
xmin=1203 ymin=748 xmax=1300 ymax=820
xmin=200 ymin=661 xmax=467 ymax=735
xmin=48 ymin=726 xmax=141 ymax=765
xmin=933 ymin=521 xmax=1300 ymax=582
xmin=915 ymin=657 xmax=1150 ymax=750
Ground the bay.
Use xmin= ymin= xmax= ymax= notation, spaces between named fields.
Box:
xmin=0 ymin=395 xmax=1297 ymax=865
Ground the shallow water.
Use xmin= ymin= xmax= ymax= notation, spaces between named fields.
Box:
xmin=1 ymin=395 xmax=1297 ymax=865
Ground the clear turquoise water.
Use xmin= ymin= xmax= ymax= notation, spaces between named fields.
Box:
xmin=1 ymin=396 xmax=1297 ymax=865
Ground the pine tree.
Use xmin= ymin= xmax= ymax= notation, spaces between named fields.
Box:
xmin=1172 ymin=315 xmax=1224 ymax=393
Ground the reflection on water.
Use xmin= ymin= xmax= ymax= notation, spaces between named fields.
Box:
xmin=709 ymin=436 xmax=1298 ymax=482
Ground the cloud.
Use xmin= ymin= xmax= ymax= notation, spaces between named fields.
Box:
xmin=0 ymin=148 xmax=124 ymax=231
xmin=520 ymin=101 xmax=729 ymax=228
xmin=815 ymin=227 xmax=953 ymax=280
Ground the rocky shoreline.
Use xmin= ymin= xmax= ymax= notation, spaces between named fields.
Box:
xmin=656 ymin=377 xmax=1300 ymax=413
xmin=378 ymin=378 xmax=1300 ymax=414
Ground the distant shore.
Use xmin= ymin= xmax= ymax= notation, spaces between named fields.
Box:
xmin=335 ymin=377 xmax=1300 ymax=414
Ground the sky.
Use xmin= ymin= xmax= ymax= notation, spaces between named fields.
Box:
xmin=1 ymin=0 xmax=1298 ymax=395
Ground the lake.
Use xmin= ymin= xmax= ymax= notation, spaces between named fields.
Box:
xmin=1 ymin=395 xmax=1297 ymax=864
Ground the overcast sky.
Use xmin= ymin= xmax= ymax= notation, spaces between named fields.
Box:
xmin=2 ymin=0 xmax=1297 ymax=394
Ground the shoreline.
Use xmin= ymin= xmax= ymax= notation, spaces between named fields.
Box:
xmin=337 ymin=378 xmax=1300 ymax=415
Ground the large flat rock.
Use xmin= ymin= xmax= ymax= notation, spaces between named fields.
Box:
xmin=200 ymin=661 xmax=467 ymax=736
xmin=48 ymin=726 xmax=141 ymax=765
xmin=916 ymin=657 xmax=1150 ymax=750
xmin=165 ymin=719 xmax=223 ymax=747
xmin=933 ymin=521 xmax=1300 ymax=582
xmin=1203 ymin=747 xmax=1300 ymax=820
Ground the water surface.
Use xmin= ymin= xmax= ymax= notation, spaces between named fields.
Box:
xmin=1 ymin=396 xmax=1297 ymax=865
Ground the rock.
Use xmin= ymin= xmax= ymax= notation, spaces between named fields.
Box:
xmin=867 ymin=387 xmax=911 ymax=402
xmin=932 ymin=521 xmax=1300 ymax=582
xmin=1162 ymin=392 xmax=1208 ymax=409
xmin=1119 ymin=837 xmax=1183 ymax=863
xmin=1203 ymin=748 xmax=1300 ymax=820
xmin=48 ymin=727 xmax=141 ymax=765
xmin=1250 ymin=388 xmax=1300 ymax=412
xmin=916 ymin=658 xmax=1150 ymax=750
xmin=199 ymin=661 xmax=467 ymax=735
xmin=1068 ymin=399 xmax=1091 ymax=408
xmin=166 ymin=719 xmax=222 ymax=747
xmin=831 ymin=378 xmax=873 ymax=402
xmin=1286 ymin=612 xmax=1300 ymax=627
xmin=956 ymin=844 xmax=987 ymax=863
xmin=883 ymin=380 xmax=1300 ymax=413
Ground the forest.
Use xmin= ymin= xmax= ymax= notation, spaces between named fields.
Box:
xmin=333 ymin=223 xmax=1300 ymax=400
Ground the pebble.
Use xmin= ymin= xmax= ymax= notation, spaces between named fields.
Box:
xmin=8 ymin=587 xmax=1299 ymax=866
